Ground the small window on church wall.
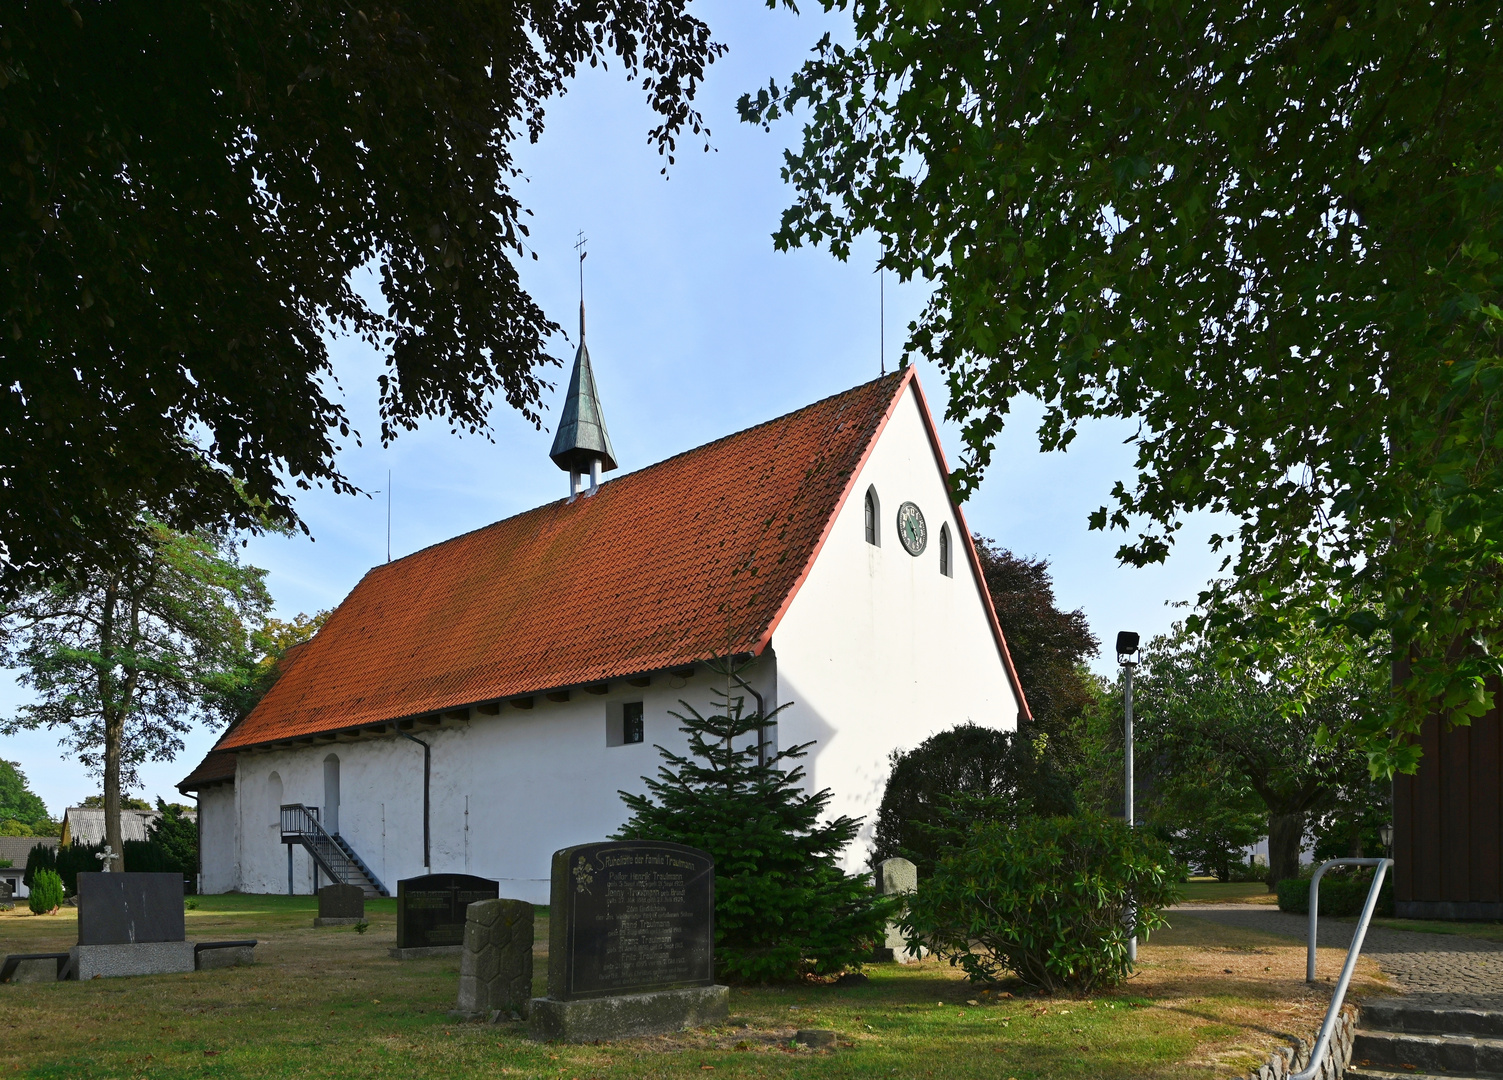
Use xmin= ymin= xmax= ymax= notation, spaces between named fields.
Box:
xmin=939 ymin=524 xmax=952 ymax=577
xmin=623 ymin=702 xmax=644 ymax=744
xmin=607 ymin=701 xmax=646 ymax=746
xmin=864 ymin=486 xmax=880 ymax=546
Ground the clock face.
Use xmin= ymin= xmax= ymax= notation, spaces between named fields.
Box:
xmin=896 ymin=502 xmax=927 ymax=556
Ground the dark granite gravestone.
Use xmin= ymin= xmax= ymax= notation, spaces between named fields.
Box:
xmin=548 ymin=840 xmax=715 ymax=1000
xmin=77 ymin=873 xmax=185 ymax=945
xmin=395 ymin=874 xmax=499 ymax=951
xmin=528 ymin=840 xmax=726 ymax=1041
xmin=315 ymin=883 xmax=366 ymax=926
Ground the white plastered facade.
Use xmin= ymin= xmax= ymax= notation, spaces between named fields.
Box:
xmin=198 ymin=378 xmax=1022 ymax=898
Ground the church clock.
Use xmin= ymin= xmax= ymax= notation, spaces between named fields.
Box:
xmin=896 ymin=502 xmax=927 ymax=556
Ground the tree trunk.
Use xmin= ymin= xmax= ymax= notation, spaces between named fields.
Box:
xmin=1267 ymin=812 xmax=1304 ymax=889
xmin=103 ymin=714 xmax=124 ymax=872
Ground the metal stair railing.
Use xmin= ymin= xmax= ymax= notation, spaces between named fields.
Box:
xmin=1290 ymin=856 xmax=1393 ymax=1080
xmin=279 ymin=804 xmax=384 ymax=897
xmin=332 ymin=833 xmax=388 ymax=897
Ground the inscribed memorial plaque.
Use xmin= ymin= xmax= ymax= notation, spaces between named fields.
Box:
xmin=548 ymin=840 xmax=714 ymax=1000
xmin=77 ymin=872 xmax=185 ymax=946
xmin=396 ymin=874 xmax=499 ymax=949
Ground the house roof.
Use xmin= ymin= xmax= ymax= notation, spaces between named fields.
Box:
xmin=215 ymin=370 xmax=1028 ymax=751
xmin=0 ymin=835 xmax=58 ymax=865
xmin=177 ymin=750 xmax=238 ymax=794
xmin=60 ymin=807 xmax=186 ymax=846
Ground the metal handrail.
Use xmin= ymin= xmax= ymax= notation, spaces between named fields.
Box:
xmin=1290 ymin=856 xmax=1392 ymax=1080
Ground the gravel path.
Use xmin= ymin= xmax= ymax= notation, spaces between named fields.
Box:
xmin=1176 ymin=903 xmax=1503 ymax=1008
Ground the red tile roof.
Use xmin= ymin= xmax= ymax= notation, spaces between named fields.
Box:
xmin=217 ymin=370 xmax=1026 ymax=750
xmin=177 ymin=750 xmax=238 ymax=793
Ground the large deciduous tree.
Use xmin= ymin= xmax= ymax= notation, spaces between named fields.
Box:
xmin=742 ymin=0 xmax=1503 ymax=768
xmin=0 ymin=759 xmax=52 ymax=835
xmin=0 ymin=0 xmax=722 ymax=590
xmin=0 ymin=522 xmax=270 ymax=869
xmin=1127 ymin=624 xmax=1383 ymax=887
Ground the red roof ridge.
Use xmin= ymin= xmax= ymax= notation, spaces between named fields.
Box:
xmin=363 ymin=370 xmax=911 ymax=575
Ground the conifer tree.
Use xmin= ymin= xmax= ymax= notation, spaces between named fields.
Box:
xmin=616 ymin=666 xmax=889 ymax=982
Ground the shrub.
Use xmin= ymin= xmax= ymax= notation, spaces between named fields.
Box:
xmin=53 ymin=843 xmax=104 ymax=895
xmin=616 ymin=663 xmax=891 ymax=981
xmin=903 ymin=815 xmax=1181 ymax=993
xmin=871 ymin=723 xmax=1076 ymax=876
xmin=22 ymin=841 xmax=56 ymax=888
xmin=28 ymin=869 xmax=64 ymax=914
xmin=1277 ymin=872 xmax=1393 ymax=917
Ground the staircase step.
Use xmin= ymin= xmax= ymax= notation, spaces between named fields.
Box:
xmin=1354 ymin=1030 xmax=1503 ymax=1075
xmin=1347 ymin=1069 xmax=1503 ymax=1080
xmin=1363 ymin=1001 xmax=1503 ymax=1038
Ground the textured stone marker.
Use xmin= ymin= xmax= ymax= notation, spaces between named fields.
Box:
xmin=454 ymin=899 xmax=534 ymax=1019
xmin=315 ymin=883 xmax=366 ymax=927
xmin=529 ymin=840 xmax=728 ymax=1042
xmin=392 ymin=873 xmax=499 ymax=958
xmin=872 ymin=857 xmax=923 ymax=963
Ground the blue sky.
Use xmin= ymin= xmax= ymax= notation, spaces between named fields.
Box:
xmin=3 ymin=0 xmax=1230 ymax=816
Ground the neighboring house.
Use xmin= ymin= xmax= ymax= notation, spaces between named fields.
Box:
xmin=0 ymin=836 xmax=59 ymax=900
xmin=1392 ymin=708 xmax=1503 ymax=918
xmin=60 ymin=806 xmax=195 ymax=848
xmin=179 ymin=331 xmax=1030 ymax=902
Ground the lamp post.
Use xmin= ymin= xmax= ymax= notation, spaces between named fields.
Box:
xmin=1117 ymin=631 xmax=1141 ymax=962
xmin=1379 ymin=822 xmax=1394 ymax=858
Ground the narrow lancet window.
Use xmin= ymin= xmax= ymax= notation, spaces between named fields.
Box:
xmin=864 ymin=486 xmax=880 ymax=546
xmin=939 ymin=523 xmax=952 ymax=576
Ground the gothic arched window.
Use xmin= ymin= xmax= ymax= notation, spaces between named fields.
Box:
xmin=864 ymin=486 xmax=880 ymax=546
xmin=939 ymin=523 xmax=953 ymax=577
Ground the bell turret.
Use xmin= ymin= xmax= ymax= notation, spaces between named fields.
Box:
xmin=549 ymin=300 xmax=618 ymax=498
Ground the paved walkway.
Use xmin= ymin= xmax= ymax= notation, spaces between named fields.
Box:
xmin=1176 ymin=903 xmax=1503 ymax=1008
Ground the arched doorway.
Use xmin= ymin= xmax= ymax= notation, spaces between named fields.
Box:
xmin=323 ymin=754 xmax=340 ymax=835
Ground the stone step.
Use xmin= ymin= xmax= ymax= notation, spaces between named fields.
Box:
xmin=1353 ymin=1030 xmax=1503 ymax=1075
xmin=1347 ymin=1069 xmax=1503 ymax=1080
xmin=1361 ymin=1002 xmax=1503 ymax=1039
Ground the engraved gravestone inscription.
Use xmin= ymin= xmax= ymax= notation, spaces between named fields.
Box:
xmin=396 ymin=874 xmax=500 ymax=949
xmin=548 ymin=840 xmax=714 ymax=1000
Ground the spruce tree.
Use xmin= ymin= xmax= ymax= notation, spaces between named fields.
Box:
xmin=616 ymin=666 xmax=889 ymax=982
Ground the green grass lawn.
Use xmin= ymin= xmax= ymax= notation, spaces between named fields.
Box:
xmin=0 ymin=893 xmax=1377 ymax=1079
xmin=1176 ymin=880 xmax=1275 ymax=903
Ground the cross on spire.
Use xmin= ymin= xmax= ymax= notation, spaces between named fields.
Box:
xmin=574 ymin=231 xmax=588 ymax=340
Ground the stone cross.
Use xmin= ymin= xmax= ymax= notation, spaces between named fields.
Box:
xmin=96 ymin=846 xmax=116 ymax=873
xmin=455 ymin=899 xmax=534 ymax=1020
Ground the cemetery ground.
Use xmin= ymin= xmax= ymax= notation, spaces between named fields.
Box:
xmin=1 ymin=894 xmax=1385 ymax=1080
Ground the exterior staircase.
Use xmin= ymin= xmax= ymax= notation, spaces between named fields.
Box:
xmin=1348 ymin=1000 xmax=1503 ymax=1080
xmin=280 ymin=804 xmax=388 ymax=897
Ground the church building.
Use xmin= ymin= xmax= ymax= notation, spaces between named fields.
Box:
xmin=179 ymin=310 xmax=1029 ymax=902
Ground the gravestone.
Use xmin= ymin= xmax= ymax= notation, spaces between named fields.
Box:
xmin=872 ymin=857 xmax=923 ymax=963
xmin=391 ymin=873 xmax=499 ymax=959
xmin=71 ymin=872 xmax=196 ymax=978
xmin=529 ymin=840 xmax=728 ymax=1042
xmin=453 ymin=899 xmax=534 ymax=1020
xmin=315 ymin=883 xmax=366 ymax=927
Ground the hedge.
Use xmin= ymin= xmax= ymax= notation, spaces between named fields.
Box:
xmin=1276 ymin=873 xmax=1393 ymax=917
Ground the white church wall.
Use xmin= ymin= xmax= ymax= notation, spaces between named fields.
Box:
xmin=772 ymin=380 xmax=1022 ymax=872
xmin=227 ymin=673 xmax=744 ymax=903
xmin=196 ymin=784 xmax=240 ymax=894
